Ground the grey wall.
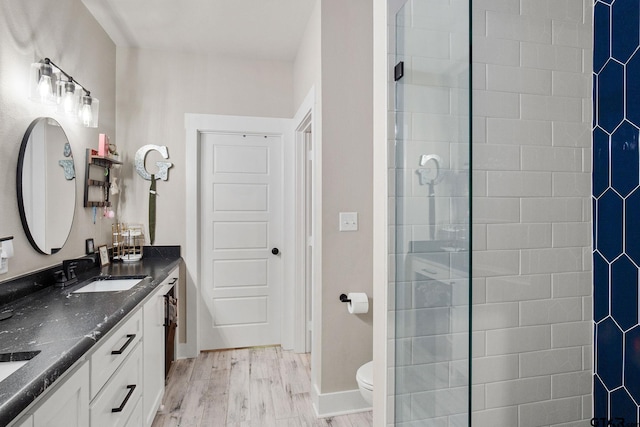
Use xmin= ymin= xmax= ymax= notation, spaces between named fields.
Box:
xmin=115 ymin=47 xmax=294 ymax=244
xmin=319 ymin=0 xmax=374 ymax=394
xmin=0 ymin=0 xmax=116 ymax=278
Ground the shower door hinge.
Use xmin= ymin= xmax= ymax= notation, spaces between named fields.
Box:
xmin=394 ymin=61 xmax=404 ymax=81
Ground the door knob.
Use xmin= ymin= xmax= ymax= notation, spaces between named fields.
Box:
xmin=272 ymin=248 xmax=280 ymax=255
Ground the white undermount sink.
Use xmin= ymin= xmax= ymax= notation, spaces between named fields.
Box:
xmin=72 ymin=276 xmax=148 ymax=294
xmin=0 ymin=351 xmax=40 ymax=383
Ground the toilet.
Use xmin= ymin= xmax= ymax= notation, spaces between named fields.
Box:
xmin=356 ymin=361 xmax=373 ymax=405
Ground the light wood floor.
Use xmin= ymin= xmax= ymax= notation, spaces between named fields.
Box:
xmin=151 ymin=347 xmax=373 ymax=427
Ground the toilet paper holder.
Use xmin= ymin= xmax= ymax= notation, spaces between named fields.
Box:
xmin=339 ymin=294 xmax=351 ymax=303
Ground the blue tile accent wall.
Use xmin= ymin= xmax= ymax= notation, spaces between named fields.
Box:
xmin=594 ymin=0 xmax=640 ymax=424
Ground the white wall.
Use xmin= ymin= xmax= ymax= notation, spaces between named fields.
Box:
xmin=0 ymin=0 xmax=116 ymax=278
xmin=471 ymin=0 xmax=593 ymax=425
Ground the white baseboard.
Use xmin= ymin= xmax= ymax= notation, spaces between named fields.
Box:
xmin=312 ymin=384 xmax=372 ymax=418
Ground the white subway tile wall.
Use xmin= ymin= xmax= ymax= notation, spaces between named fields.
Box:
xmin=389 ymin=0 xmax=592 ymax=425
xmin=471 ymin=1 xmax=593 ymax=427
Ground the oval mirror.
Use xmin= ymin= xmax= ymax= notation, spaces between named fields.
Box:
xmin=17 ymin=118 xmax=76 ymax=254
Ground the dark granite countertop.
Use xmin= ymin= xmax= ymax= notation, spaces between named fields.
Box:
xmin=0 ymin=248 xmax=181 ymax=426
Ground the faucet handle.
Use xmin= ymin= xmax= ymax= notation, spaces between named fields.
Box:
xmin=54 ymin=270 xmax=66 ymax=283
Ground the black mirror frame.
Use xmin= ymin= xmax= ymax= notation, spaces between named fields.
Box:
xmin=17 ymin=117 xmax=75 ymax=255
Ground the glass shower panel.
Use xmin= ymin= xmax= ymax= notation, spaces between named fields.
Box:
xmin=393 ymin=0 xmax=470 ymax=425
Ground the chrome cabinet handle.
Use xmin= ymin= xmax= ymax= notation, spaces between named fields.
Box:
xmin=111 ymin=334 xmax=136 ymax=355
xmin=111 ymin=384 xmax=136 ymax=413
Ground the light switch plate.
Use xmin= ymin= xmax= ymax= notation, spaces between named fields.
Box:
xmin=339 ymin=212 xmax=358 ymax=231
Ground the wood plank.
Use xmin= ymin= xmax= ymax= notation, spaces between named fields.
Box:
xmin=347 ymin=411 xmax=374 ymax=425
xmin=249 ymin=348 xmax=271 ymax=380
xmin=157 ymin=358 xmax=195 ymax=416
xmin=291 ymin=393 xmax=323 ymax=426
xmin=150 ymin=413 xmax=179 ymax=427
xmin=323 ymin=415 xmax=353 ymax=427
xmin=199 ymin=383 xmax=228 ymax=426
xmin=269 ymin=358 xmax=297 ymax=420
xmin=190 ymin=351 xmax=216 ymax=381
xmin=212 ymin=348 xmax=232 ymax=371
xmin=175 ymin=380 xmax=209 ymax=426
xmin=280 ymin=351 xmax=309 ymax=395
xmin=249 ymin=377 xmax=276 ymax=424
xmin=226 ymin=348 xmax=251 ymax=423
xmin=273 ymin=418 xmax=303 ymax=427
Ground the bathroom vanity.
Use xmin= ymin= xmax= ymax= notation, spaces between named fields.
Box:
xmin=0 ymin=251 xmax=181 ymax=427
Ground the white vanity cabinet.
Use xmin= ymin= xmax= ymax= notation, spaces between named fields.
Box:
xmin=143 ymin=266 xmax=179 ymax=427
xmin=89 ymin=342 xmax=142 ymax=427
xmin=7 ymin=263 xmax=180 ymax=427
xmin=32 ymin=362 xmax=90 ymax=427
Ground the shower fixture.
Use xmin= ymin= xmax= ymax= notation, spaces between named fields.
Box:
xmin=417 ymin=154 xmax=444 ymax=240
xmin=417 ymin=154 xmax=444 ymax=185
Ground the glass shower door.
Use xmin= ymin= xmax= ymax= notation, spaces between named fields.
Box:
xmin=392 ymin=0 xmax=471 ymax=425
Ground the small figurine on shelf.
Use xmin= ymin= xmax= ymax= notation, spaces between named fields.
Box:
xmin=108 ymin=142 xmax=119 ymax=160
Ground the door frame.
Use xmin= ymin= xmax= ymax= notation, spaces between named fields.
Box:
xmin=292 ymin=89 xmax=316 ymax=353
xmin=184 ymin=113 xmax=290 ymax=357
xmin=183 ymin=93 xmax=316 ymax=357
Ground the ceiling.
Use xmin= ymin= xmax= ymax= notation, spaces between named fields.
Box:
xmin=81 ymin=0 xmax=316 ymax=61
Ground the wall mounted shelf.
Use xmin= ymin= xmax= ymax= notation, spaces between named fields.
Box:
xmin=84 ymin=149 xmax=121 ymax=208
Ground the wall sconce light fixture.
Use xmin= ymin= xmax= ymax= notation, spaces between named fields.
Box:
xmin=29 ymin=58 xmax=99 ymax=128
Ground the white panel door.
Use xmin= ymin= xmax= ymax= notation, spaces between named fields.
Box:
xmin=200 ymin=132 xmax=282 ymax=350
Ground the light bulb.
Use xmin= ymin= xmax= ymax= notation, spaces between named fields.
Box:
xmin=80 ymin=96 xmax=93 ymax=127
xmin=38 ymin=75 xmax=52 ymax=103
xmin=63 ymin=82 xmax=76 ymax=114
xmin=36 ymin=62 xmax=54 ymax=104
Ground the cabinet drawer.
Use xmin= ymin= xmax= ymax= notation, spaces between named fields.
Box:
xmin=124 ymin=395 xmax=143 ymax=427
xmin=90 ymin=309 xmax=142 ymax=399
xmin=90 ymin=342 xmax=142 ymax=427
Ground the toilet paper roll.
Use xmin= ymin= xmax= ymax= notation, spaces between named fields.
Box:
xmin=347 ymin=292 xmax=369 ymax=314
